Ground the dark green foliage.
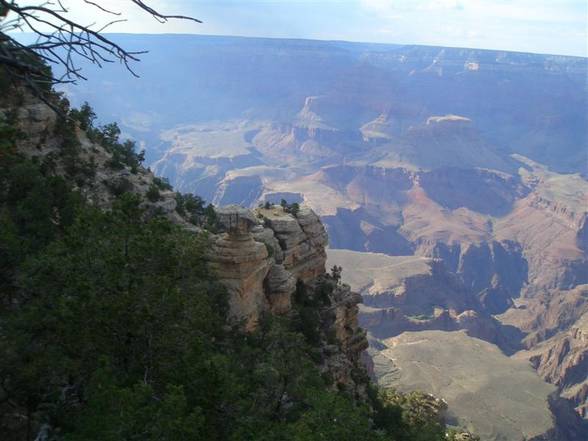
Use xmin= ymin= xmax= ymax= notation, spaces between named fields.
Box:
xmin=68 ymin=102 xmax=96 ymax=131
xmin=292 ymin=280 xmax=332 ymax=347
xmin=153 ymin=176 xmax=173 ymax=191
xmin=174 ymin=192 xmax=219 ymax=230
xmin=104 ymin=177 xmax=133 ymax=197
xmin=68 ymin=104 xmax=145 ymax=173
xmin=368 ymin=387 xmax=449 ymax=441
xmin=175 ymin=192 xmax=205 ymax=219
xmin=0 ymin=149 xmax=82 ymax=302
xmin=53 ymin=109 xmax=84 ymax=179
xmin=204 ymin=203 xmax=219 ymax=231
xmin=0 ymin=111 xmax=21 ymax=155
xmin=65 ymin=377 xmax=208 ymax=441
xmin=0 ymin=164 xmax=228 ymax=438
xmin=290 ymin=202 xmax=300 ymax=216
xmin=264 ymin=201 xmax=272 ymax=209
xmin=314 ymin=275 xmax=335 ymax=306
xmin=96 ymin=123 xmax=144 ymax=173
xmin=0 ymin=66 xmax=12 ymax=99
xmin=279 ymin=199 xmax=301 ymax=217
xmin=291 ymin=392 xmax=381 ymax=441
xmin=146 ymin=183 xmax=161 ymax=202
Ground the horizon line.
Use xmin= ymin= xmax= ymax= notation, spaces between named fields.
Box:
xmin=10 ymin=30 xmax=587 ymax=59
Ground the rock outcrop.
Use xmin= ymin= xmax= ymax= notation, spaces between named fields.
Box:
xmin=4 ymin=88 xmax=184 ymax=226
xmin=207 ymin=206 xmax=272 ymax=329
xmin=207 ymin=204 xmax=368 ymax=392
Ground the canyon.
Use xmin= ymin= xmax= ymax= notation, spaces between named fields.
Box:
xmin=63 ymin=34 xmax=588 ymax=439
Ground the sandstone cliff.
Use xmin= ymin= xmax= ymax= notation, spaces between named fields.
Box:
xmin=207 ymin=204 xmax=368 ymax=393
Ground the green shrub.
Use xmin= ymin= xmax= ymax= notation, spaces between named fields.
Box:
xmin=153 ymin=176 xmax=173 ymax=191
xmin=265 ymin=242 xmax=274 ymax=258
xmin=175 ymin=192 xmax=206 ymax=223
xmin=69 ymin=105 xmax=145 ymax=173
xmin=146 ymin=183 xmax=161 ymax=202
xmin=69 ymin=101 xmax=96 ymax=131
xmin=105 ymin=177 xmax=133 ymax=197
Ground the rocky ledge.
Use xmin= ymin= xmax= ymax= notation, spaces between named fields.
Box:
xmin=207 ymin=204 xmax=368 ymax=392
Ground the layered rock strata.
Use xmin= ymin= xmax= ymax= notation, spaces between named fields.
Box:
xmin=207 ymin=205 xmax=368 ymax=392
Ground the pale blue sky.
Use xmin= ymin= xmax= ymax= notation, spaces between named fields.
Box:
xmin=13 ymin=0 xmax=588 ymax=56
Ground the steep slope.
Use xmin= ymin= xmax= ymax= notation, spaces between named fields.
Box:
xmin=372 ymin=330 xmax=556 ymax=441
xmin=494 ymin=156 xmax=588 ymax=292
xmin=501 ymin=285 xmax=588 ymax=417
xmin=329 ymin=249 xmax=588 ymax=439
xmin=327 ymin=249 xmax=518 ymax=351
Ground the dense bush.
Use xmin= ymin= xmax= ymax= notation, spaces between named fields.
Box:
xmin=146 ymin=183 xmax=161 ymax=202
xmin=153 ymin=176 xmax=173 ymax=191
xmin=69 ymin=103 xmax=145 ymax=173
xmin=175 ymin=192 xmax=219 ymax=229
xmin=278 ymin=199 xmax=300 ymax=216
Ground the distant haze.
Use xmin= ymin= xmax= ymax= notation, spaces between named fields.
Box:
xmin=9 ymin=0 xmax=588 ymax=57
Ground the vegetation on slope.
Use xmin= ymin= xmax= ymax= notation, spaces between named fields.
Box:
xmin=0 ymin=75 xmax=474 ymax=440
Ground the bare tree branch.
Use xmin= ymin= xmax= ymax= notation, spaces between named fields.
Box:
xmin=0 ymin=0 xmax=201 ymax=107
xmin=83 ymin=1 xmax=121 ymax=16
xmin=131 ymin=0 xmax=202 ymax=24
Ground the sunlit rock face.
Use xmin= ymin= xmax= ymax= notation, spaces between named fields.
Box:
xmin=208 ymin=205 xmax=330 ymax=325
xmin=208 ymin=206 xmax=272 ymax=329
xmin=207 ymin=205 xmax=368 ymax=393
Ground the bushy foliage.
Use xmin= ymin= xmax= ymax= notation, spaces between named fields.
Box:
xmin=292 ymin=279 xmax=333 ymax=348
xmin=146 ymin=183 xmax=161 ymax=202
xmin=153 ymin=176 xmax=173 ymax=191
xmin=278 ymin=199 xmax=301 ymax=216
xmin=175 ymin=192 xmax=219 ymax=230
xmin=369 ymin=388 xmax=449 ymax=441
xmin=68 ymin=102 xmax=96 ymax=131
xmin=68 ymin=102 xmax=145 ymax=173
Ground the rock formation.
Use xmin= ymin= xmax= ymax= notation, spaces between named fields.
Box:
xmin=207 ymin=204 xmax=368 ymax=392
xmin=207 ymin=206 xmax=272 ymax=329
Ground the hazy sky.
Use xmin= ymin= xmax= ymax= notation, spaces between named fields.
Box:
xmin=13 ymin=0 xmax=588 ymax=56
